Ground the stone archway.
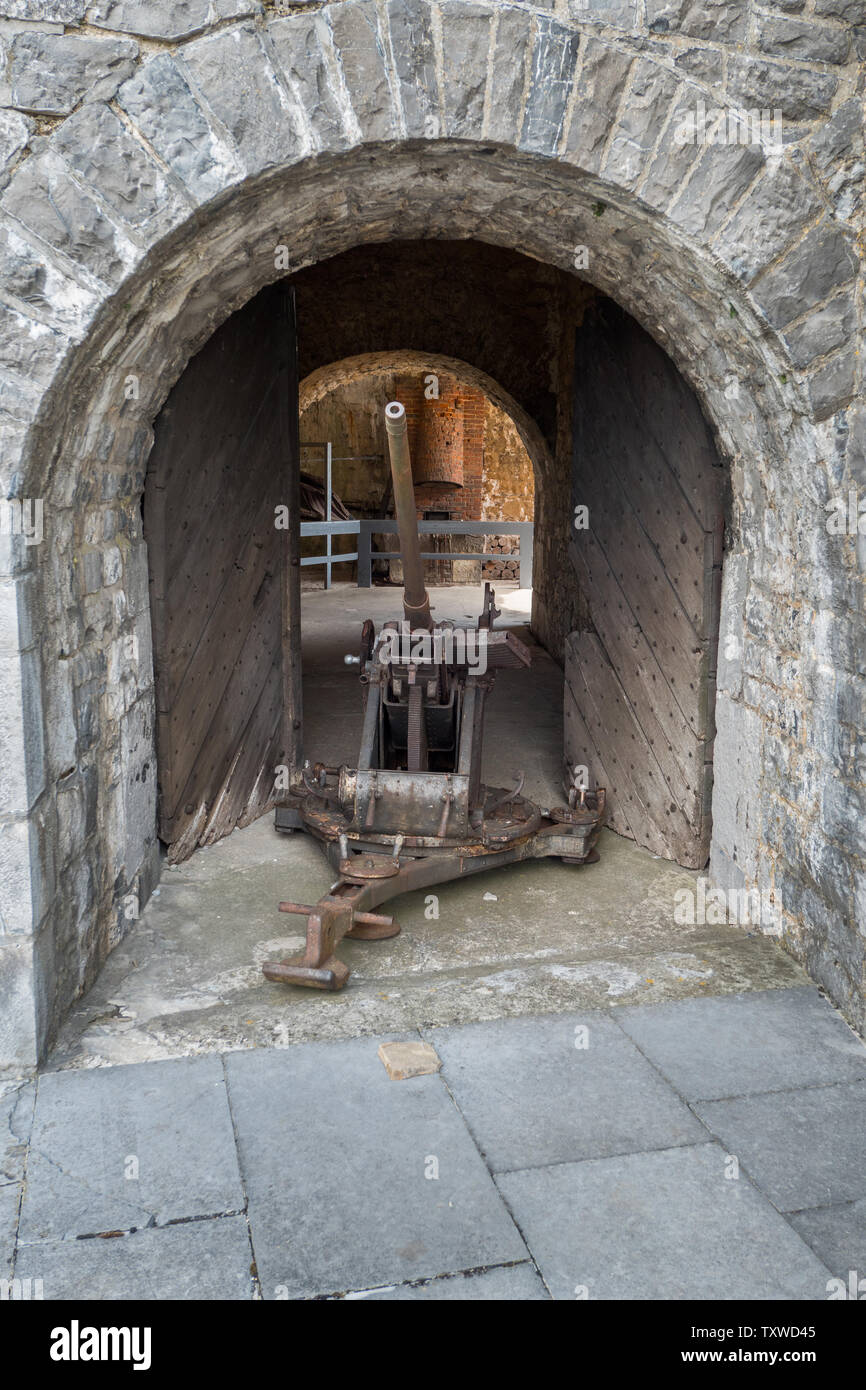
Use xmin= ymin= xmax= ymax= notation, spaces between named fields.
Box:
xmin=300 ymin=348 xmax=551 ymax=483
xmin=0 ymin=3 xmax=861 ymax=1067
xmin=299 ymin=346 xmax=541 ymax=584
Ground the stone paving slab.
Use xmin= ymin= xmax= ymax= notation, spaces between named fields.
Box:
xmin=788 ymin=1198 xmax=866 ymax=1285
xmin=342 ymin=1262 xmax=550 ymax=1300
xmin=18 ymin=1056 xmax=244 ymax=1244
xmin=6 ymin=985 xmax=864 ymax=1300
xmin=617 ymin=987 xmax=866 ymax=1101
xmin=13 ymin=1216 xmax=254 ymax=1300
xmin=0 ymin=1181 xmax=19 ymax=1280
xmin=224 ymin=1036 xmax=527 ymax=1299
xmin=0 ymin=1079 xmax=34 ymax=1185
xmin=497 ymin=1143 xmax=834 ymax=1301
xmin=428 ymin=1012 xmax=705 ymax=1172
xmin=695 ymin=1080 xmax=866 ymax=1212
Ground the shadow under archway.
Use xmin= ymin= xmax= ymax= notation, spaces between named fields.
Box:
xmin=143 ymin=242 xmax=726 ymax=880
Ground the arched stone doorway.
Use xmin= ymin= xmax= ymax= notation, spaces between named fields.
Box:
xmin=0 ymin=4 xmax=861 ymax=1067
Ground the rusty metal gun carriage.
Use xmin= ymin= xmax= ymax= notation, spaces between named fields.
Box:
xmin=263 ymin=400 xmax=605 ymax=991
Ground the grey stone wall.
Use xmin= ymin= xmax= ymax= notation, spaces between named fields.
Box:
xmin=0 ymin=0 xmax=862 ymax=1065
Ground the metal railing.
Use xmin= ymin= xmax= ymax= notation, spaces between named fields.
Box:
xmin=300 ymin=517 xmax=533 ymax=589
xmin=299 ymin=440 xmax=533 ymax=590
xmin=299 ymin=441 xmax=380 ymax=589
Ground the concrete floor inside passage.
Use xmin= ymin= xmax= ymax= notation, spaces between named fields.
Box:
xmin=47 ymin=584 xmax=810 ymax=1073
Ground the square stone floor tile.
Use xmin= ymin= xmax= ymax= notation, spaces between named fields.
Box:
xmin=787 ymin=1198 xmax=866 ymax=1287
xmin=225 ymin=1036 xmax=527 ymax=1298
xmin=695 ymin=1079 xmax=866 ymax=1212
xmin=617 ymin=987 xmax=866 ymax=1101
xmin=428 ymin=1011 xmax=704 ymax=1171
xmin=498 ymin=1143 xmax=834 ymax=1300
xmin=13 ymin=1215 xmax=254 ymax=1299
xmin=19 ymin=1056 xmax=244 ymax=1243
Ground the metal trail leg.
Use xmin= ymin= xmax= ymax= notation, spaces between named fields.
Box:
xmin=262 ymin=890 xmax=401 ymax=990
xmin=262 ymin=897 xmax=355 ymax=990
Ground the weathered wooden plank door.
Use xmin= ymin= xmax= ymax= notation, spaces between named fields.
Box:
xmin=144 ymin=284 xmax=299 ymax=863
xmin=565 ymin=300 xmax=725 ymax=869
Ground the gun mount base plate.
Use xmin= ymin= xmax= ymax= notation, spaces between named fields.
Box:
xmin=264 ymin=783 xmax=606 ymax=992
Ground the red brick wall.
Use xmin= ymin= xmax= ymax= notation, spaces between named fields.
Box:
xmin=393 ymin=373 xmax=485 ymax=520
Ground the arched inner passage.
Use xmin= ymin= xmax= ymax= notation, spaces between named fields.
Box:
xmin=300 ymin=349 xmax=548 ymax=476
xmin=143 ymin=240 xmax=726 ymax=872
xmin=297 ymin=350 xmax=539 ymax=589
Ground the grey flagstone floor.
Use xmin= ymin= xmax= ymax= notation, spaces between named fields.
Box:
xmin=2 ymin=985 xmax=864 ymax=1300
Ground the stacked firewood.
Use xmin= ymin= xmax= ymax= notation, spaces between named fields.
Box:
xmin=481 ymin=535 xmax=521 ymax=581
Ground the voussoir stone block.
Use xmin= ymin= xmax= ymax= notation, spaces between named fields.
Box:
xmin=267 ymin=14 xmax=352 ymax=152
xmin=667 ymin=139 xmax=764 ymax=240
xmin=602 ymin=57 xmax=679 ymax=189
xmin=807 ymin=350 xmax=857 ymax=420
xmin=520 ymin=16 xmax=581 ymax=155
xmin=781 ymin=291 xmax=857 ymax=369
xmin=807 ymin=100 xmax=864 ymax=224
xmin=637 ymin=82 xmax=706 ymax=206
xmin=0 ymin=221 xmax=97 ymax=337
xmin=565 ymin=39 xmax=632 ymax=178
xmin=385 ymin=0 xmax=439 ymax=140
xmin=180 ymin=24 xmax=307 ymax=176
xmin=88 ymin=0 xmax=262 ymax=40
xmin=712 ymin=159 xmax=824 ymax=283
xmin=809 ymin=99 xmax=864 ymax=169
xmin=2 ymin=152 xmax=140 ymax=288
xmin=4 ymin=33 xmax=138 ymax=116
xmin=439 ymin=1 xmax=494 ymax=139
xmin=52 ymin=104 xmax=191 ymax=235
xmin=0 ymin=299 xmax=68 ymax=393
xmin=0 ymin=419 xmax=34 ymax=487
xmin=117 ymin=53 xmax=244 ymax=205
xmin=326 ymin=0 xmax=399 ymax=143
xmin=485 ymin=4 xmax=533 ymax=146
xmin=753 ymin=221 xmax=859 ymax=330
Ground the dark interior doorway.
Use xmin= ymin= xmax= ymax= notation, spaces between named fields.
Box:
xmin=144 ymin=243 xmax=726 ymax=870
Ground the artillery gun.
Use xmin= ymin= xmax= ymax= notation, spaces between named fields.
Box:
xmin=263 ymin=400 xmax=605 ymax=991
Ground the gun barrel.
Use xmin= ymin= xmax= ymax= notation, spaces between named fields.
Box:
xmin=385 ymin=401 xmax=433 ymax=630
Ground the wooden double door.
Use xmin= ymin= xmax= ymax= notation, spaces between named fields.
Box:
xmin=144 ymin=285 xmax=301 ymax=863
xmin=566 ymin=300 xmax=725 ymax=869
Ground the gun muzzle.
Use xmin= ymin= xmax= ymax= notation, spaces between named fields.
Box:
xmin=385 ymin=401 xmax=433 ymax=631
